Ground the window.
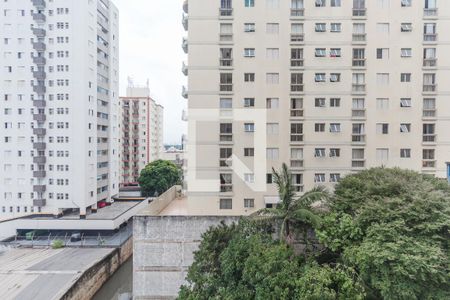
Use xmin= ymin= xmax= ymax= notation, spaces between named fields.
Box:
xmin=245 ymin=0 xmax=255 ymax=7
xmin=266 ymin=148 xmax=279 ymax=160
xmin=266 ymin=123 xmax=279 ymax=135
xmin=291 ymin=0 xmax=304 ymax=15
xmin=315 ymin=148 xmax=326 ymax=157
xmin=244 ymin=48 xmax=255 ymax=57
xmin=330 ymin=123 xmax=341 ymax=132
xmin=315 ymin=0 xmax=326 ymax=7
xmin=330 ymin=148 xmax=340 ymax=157
xmin=315 ymin=98 xmax=326 ymax=107
xmin=220 ymin=73 xmax=233 ymax=91
xmin=330 ymin=173 xmax=341 ymax=182
xmin=220 ymin=48 xmax=233 ymax=66
xmin=376 ymin=123 xmax=389 ymax=134
xmin=376 ymin=148 xmax=389 ymax=162
xmin=315 ymin=123 xmax=325 ymax=132
xmin=291 ymin=98 xmax=303 ymax=116
xmin=376 ymin=73 xmax=390 ymax=85
xmin=315 ymin=48 xmax=326 ymax=57
xmin=266 ymin=48 xmax=279 ymax=59
xmin=423 ymin=73 xmax=436 ymax=92
xmin=266 ymin=98 xmax=279 ymax=108
xmin=423 ymin=23 xmax=437 ymax=41
xmin=220 ymin=148 xmax=232 ymax=167
xmin=331 ymin=0 xmax=341 ymax=7
xmin=400 ymin=148 xmax=411 ymax=158
xmin=401 ymin=23 xmax=412 ymax=32
xmin=401 ymin=73 xmax=411 ymax=82
xmin=243 ymin=98 xmax=255 ymax=107
xmin=314 ymin=173 xmax=326 ymax=183
xmin=315 ymin=73 xmax=326 ymax=82
xmin=220 ymin=123 xmax=233 ymax=141
xmin=220 ymin=198 xmax=232 ymax=209
xmin=330 ymin=73 xmax=341 ymax=82
xmin=401 ymin=0 xmax=411 ymax=7
xmin=220 ymin=23 xmax=233 ymax=41
xmin=220 ymin=174 xmax=233 ymax=192
xmin=400 ymin=98 xmax=412 ymax=107
xmin=377 ymin=0 xmax=390 ymax=8
xmin=244 ymin=123 xmax=255 ymax=132
xmin=423 ymin=98 xmax=436 ymax=117
xmin=377 ymin=23 xmax=390 ymax=33
xmin=400 ymin=123 xmax=411 ymax=133
xmin=291 ymin=48 xmax=304 ymax=66
xmin=376 ymin=48 xmax=389 ymax=59
xmin=315 ymin=23 xmax=326 ymax=32
xmin=330 ymin=48 xmax=341 ymax=57
xmin=267 ymin=174 xmax=273 ymax=184
xmin=423 ymin=149 xmax=435 ymax=168
xmin=266 ymin=23 xmax=279 ymax=34
xmin=244 ymin=73 xmax=255 ymax=82
xmin=401 ymin=48 xmax=412 ymax=57
xmin=266 ymin=73 xmax=279 ymax=84
xmin=376 ymin=98 xmax=389 ymax=109
xmin=244 ymin=173 xmax=255 ymax=183
xmin=291 ymin=23 xmax=304 ymax=41
xmin=220 ymin=98 xmax=232 ymax=109
xmin=266 ymin=0 xmax=280 ymax=8
xmin=423 ymin=124 xmax=435 ymax=142
xmin=244 ymin=23 xmax=255 ymax=32
xmin=330 ymin=23 xmax=341 ymax=32
xmin=291 ymin=148 xmax=304 ymax=167
xmin=330 ymin=98 xmax=340 ymax=107
xmin=244 ymin=148 xmax=254 ymax=156
xmin=244 ymin=198 xmax=254 ymax=208
xmin=290 ymin=123 xmax=303 ymax=142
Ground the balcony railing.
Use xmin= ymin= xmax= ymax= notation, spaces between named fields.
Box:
xmin=290 ymin=59 xmax=304 ymax=67
xmin=32 ymin=28 xmax=46 ymax=37
xmin=33 ymin=42 xmax=46 ymax=51
xmin=293 ymin=185 xmax=304 ymax=192
xmin=290 ymin=34 xmax=304 ymax=42
xmin=33 ymin=156 xmax=46 ymax=164
xmin=33 ymin=84 xmax=46 ymax=94
xmin=33 ymin=100 xmax=46 ymax=108
xmin=220 ymin=184 xmax=233 ymax=193
xmin=33 ymin=71 xmax=46 ymax=80
xmin=424 ymin=8 xmax=438 ymax=17
xmin=32 ymin=13 xmax=46 ymax=22
xmin=290 ymin=109 xmax=304 ymax=117
xmin=32 ymin=56 xmax=46 ymax=65
xmin=290 ymin=8 xmax=304 ymax=17
xmin=219 ymin=7 xmax=233 ymax=16
xmin=220 ymin=134 xmax=233 ymax=142
xmin=352 ymin=160 xmax=365 ymax=168
xmin=290 ymin=84 xmax=304 ymax=92
xmin=423 ymin=58 xmax=437 ymax=67
xmin=352 ymin=84 xmax=366 ymax=93
xmin=352 ymin=33 xmax=366 ymax=42
xmin=33 ymin=114 xmax=46 ymax=123
xmin=352 ymin=109 xmax=366 ymax=118
xmin=290 ymin=134 xmax=304 ymax=142
xmin=33 ymin=171 xmax=46 ymax=178
xmin=423 ymin=134 xmax=436 ymax=142
xmin=352 ymin=59 xmax=366 ymax=67
xmin=352 ymin=8 xmax=366 ymax=17
xmin=220 ymin=84 xmax=233 ymax=92
xmin=33 ymin=185 xmax=46 ymax=193
xmin=424 ymin=34 xmax=437 ymax=42
xmin=290 ymin=159 xmax=304 ymax=168
xmin=352 ymin=134 xmax=366 ymax=143
xmin=219 ymin=33 xmax=233 ymax=42
xmin=33 ymin=128 xmax=46 ymax=136
xmin=33 ymin=199 xmax=46 ymax=207
xmin=32 ymin=0 xmax=46 ymax=8
xmin=422 ymin=160 xmax=436 ymax=168
xmin=423 ymin=109 xmax=436 ymax=118
xmin=423 ymin=84 xmax=437 ymax=93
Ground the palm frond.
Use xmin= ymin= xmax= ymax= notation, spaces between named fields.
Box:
xmin=272 ymin=163 xmax=295 ymax=210
xmin=288 ymin=208 xmax=322 ymax=228
xmin=293 ymin=185 xmax=330 ymax=209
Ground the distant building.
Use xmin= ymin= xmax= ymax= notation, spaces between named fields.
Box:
xmin=119 ymin=85 xmax=164 ymax=186
xmin=0 ymin=0 xmax=119 ymax=220
xmin=160 ymin=146 xmax=184 ymax=168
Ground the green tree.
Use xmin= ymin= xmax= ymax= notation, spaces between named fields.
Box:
xmin=138 ymin=160 xmax=181 ymax=196
xmin=316 ymin=168 xmax=450 ymax=299
xmin=252 ymin=163 xmax=329 ymax=249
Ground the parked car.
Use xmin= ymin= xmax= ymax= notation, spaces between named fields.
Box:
xmin=70 ymin=233 xmax=81 ymax=242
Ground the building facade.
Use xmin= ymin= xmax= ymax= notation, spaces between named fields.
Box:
xmin=0 ymin=0 xmax=119 ymax=219
xmin=184 ymin=0 xmax=450 ymax=215
xmin=119 ymin=85 xmax=164 ymax=186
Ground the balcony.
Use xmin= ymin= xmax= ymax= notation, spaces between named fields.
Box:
xmin=352 ymin=84 xmax=366 ymax=94
xmin=423 ymin=109 xmax=436 ymax=118
xmin=352 ymin=134 xmax=366 ymax=143
xmin=32 ymin=56 xmax=46 ymax=65
xmin=33 ymin=142 xmax=46 ymax=150
xmin=33 ymin=185 xmax=46 ymax=193
xmin=352 ymin=59 xmax=366 ymax=68
xmin=290 ymin=34 xmax=304 ymax=43
xmin=33 ymin=199 xmax=46 ymax=207
xmin=290 ymin=134 xmax=304 ymax=143
xmin=352 ymin=160 xmax=365 ymax=168
xmin=182 ymin=37 xmax=188 ymax=53
xmin=182 ymin=86 xmax=188 ymax=99
xmin=290 ymin=84 xmax=304 ymax=93
xmin=182 ymin=13 xmax=188 ymax=31
xmin=32 ymin=0 xmax=46 ymax=9
xmin=424 ymin=8 xmax=438 ymax=17
xmin=33 ymin=100 xmax=46 ymax=108
xmin=290 ymin=159 xmax=304 ymax=169
xmin=33 ymin=84 xmax=46 ymax=94
xmin=290 ymin=109 xmax=304 ymax=118
xmin=33 ymin=156 xmax=46 ymax=164
xmin=182 ymin=61 xmax=188 ymax=75
xmin=352 ymin=8 xmax=366 ymax=17
xmin=352 ymin=34 xmax=367 ymax=43
xmin=33 ymin=128 xmax=46 ymax=136
xmin=220 ymin=134 xmax=233 ymax=143
xmin=33 ymin=42 xmax=46 ymax=51
xmin=290 ymin=59 xmax=304 ymax=67
xmin=183 ymin=0 xmax=188 ymax=13
xmin=423 ymin=134 xmax=436 ymax=143
xmin=220 ymin=184 xmax=233 ymax=193
xmin=219 ymin=7 xmax=233 ymax=17
xmin=423 ymin=58 xmax=437 ymax=68
xmin=219 ymin=83 xmax=233 ymax=93
xmin=423 ymin=34 xmax=437 ymax=43
xmin=422 ymin=160 xmax=436 ymax=168
xmin=423 ymin=84 xmax=437 ymax=93
xmin=181 ymin=110 xmax=188 ymax=121
xmin=290 ymin=8 xmax=304 ymax=17
xmin=219 ymin=33 xmax=233 ymax=42
xmin=352 ymin=109 xmax=366 ymax=118
xmin=220 ymin=58 xmax=233 ymax=67
xmin=33 ymin=70 xmax=46 ymax=80
xmin=33 ymin=114 xmax=46 ymax=123
xmin=32 ymin=27 xmax=46 ymax=37
xmin=33 ymin=171 xmax=46 ymax=178
xmin=32 ymin=13 xmax=46 ymax=23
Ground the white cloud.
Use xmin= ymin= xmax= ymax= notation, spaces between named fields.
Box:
xmin=115 ymin=0 xmax=187 ymax=144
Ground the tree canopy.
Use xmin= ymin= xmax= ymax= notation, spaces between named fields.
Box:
xmin=178 ymin=168 xmax=450 ymax=299
xmin=138 ymin=159 xmax=181 ymax=196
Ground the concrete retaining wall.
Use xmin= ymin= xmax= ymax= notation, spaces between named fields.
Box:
xmin=133 ymin=216 xmax=240 ymax=300
xmin=61 ymin=237 xmax=133 ymax=300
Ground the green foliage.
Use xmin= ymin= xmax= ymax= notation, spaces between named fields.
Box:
xmin=138 ymin=160 xmax=181 ymax=196
xmin=51 ymin=239 xmax=64 ymax=249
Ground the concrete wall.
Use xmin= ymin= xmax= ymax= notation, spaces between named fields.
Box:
xmin=133 ymin=215 xmax=239 ymax=300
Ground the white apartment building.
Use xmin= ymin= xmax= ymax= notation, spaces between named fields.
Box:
xmin=119 ymin=85 xmax=164 ymax=186
xmin=183 ymin=0 xmax=450 ymax=215
xmin=0 ymin=0 xmax=119 ymax=219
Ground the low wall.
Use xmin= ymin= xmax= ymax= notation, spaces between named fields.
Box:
xmin=133 ymin=215 xmax=240 ymax=300
xmin=61 ymin=237 xmax=133 ymax=300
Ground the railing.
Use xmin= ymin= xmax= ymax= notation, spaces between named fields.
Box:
xmin=290 ymin=34 xmax=304 ymax=42
xmin=33 ymin=114 xmax=46 ymax=122
xmin=424 ymin=8 xmax=438 ymax=17
xmin=290 ymin=160 xmax=304 ymax=168
xmin=352 ymin=33 xmax=366 ymax=42
xmin=290 ymin=8 xmax=304 ymax=17
xmin=352 ymin=134 xmax=366 ymax=143
xmin=219 ymin=7 xmax=233 ymax=16
xmin=290 ymin=109 xmax=304 ymax=117
xmin=291 ymin=59 xmax=304 ymax=67
xmin=290 ymin=84 xmax=304 ymax=92
xmin=352 ymin=84 xmax=366 ymax=93
xmin=423 ymin=84 xmax=437 ymax=92
xmin=290 ymin=134 xmax=304 ymax=142
xmin=220 ymin=84 xmax=233 ymax=92
xmin=32 ymin=13 xmax=46 ymax=22
xmin=352 ymin=59 xmax=366 ymax=67
xmin=33 ymin=128 xmax=46 ymax=136
xmin=352 ymin=8 xmax=366 ymax=17
xmin=352 ymin=109 xmax=366 ymax=118
xmin=32 ymin=56 xmax=46 ymax=65
xmin=423 ymin=58 xmax=437 ymax=67
xmin=220 ymin=58 xmax=233 ymax=67
xmin=424 ymin=34 xmax=437 ymax=42
xmin=352 ymin=160 xmax=365 ymax=168
xmin=423 ymin=109 xmax=436 ymax=118
xmin=33 ymin=156 xmax=46 ymax=164
xmin=293 ymin=185 xmax=304 ymax=192
xmin=220 ymin=134 xmax=233 ymax=142
xmin=219 ymin=33 xmax=233 ymax=42
xmin=219 ymin=159 xmax=232 ymax=167
xmin=220 ymin=184 xmax=233 ymax=193
xmin=422 ymin=160 xmax=436 ymax=168
xmin=423 ymin=134 xmax=436 ymax=142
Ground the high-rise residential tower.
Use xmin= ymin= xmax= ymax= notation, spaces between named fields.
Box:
xmin=0 ymin=0 xmax=119 ymax=219
xmin=183 ymin=0 xmax=450 ymax=215
xmin=119 ymin=84 xmax=164 ymax=186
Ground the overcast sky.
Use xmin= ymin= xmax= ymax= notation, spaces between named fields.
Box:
xmin=115 ymin=0 xmax=187 ymax=145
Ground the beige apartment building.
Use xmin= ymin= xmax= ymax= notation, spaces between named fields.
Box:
xmin=119 ymin=85 xmax=164 ymax=186
xmin=183 ymin=0 xmax=450 ymax=215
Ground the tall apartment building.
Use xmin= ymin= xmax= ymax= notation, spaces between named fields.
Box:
xmin=183 ymin=0 xmax=450 ymax=215
xmin=0 ymin=0 xmax=119 ymax=219
xmin=119 ymin=85 xmax=164 ymax=186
